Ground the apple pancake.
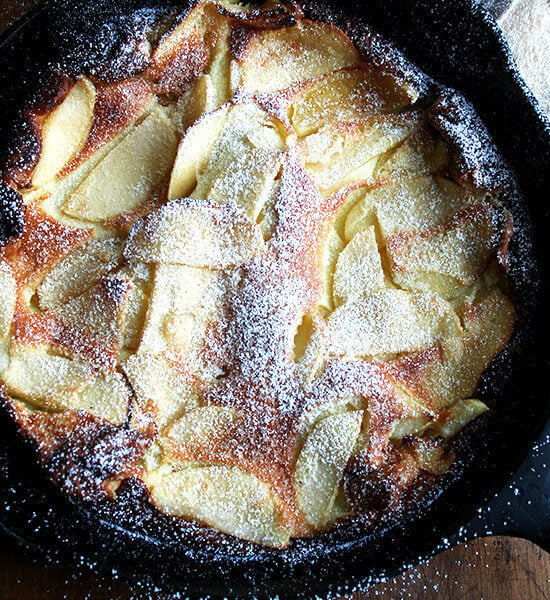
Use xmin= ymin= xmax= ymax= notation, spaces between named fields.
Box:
xmin=0 ymin=0 xmax=516 ymax=549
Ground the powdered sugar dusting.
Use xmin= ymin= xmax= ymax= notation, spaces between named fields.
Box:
xmin=0 ymin=0 xmax=534 ymax=587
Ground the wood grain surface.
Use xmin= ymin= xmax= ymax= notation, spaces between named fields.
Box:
xmin=0 ymin=533 xmax=549 ymax=599
xmin=1 ymin=2 xmax=549 ymax=599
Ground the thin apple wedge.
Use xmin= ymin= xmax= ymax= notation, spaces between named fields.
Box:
xmin=326 ymin=290 xmax=461 ymax=358
xmin=124 ymin=198 xmax=264 ymax=268
xmin=232 ymin=20 xmax=360 ymax=94
xmin=162 ymin=405 xmax=241 ymax=463
xmin=2 ymin=346 xmax=94 ymax=409
xmin=317 ymin=229 xmax=345 ymax=312
xmin=430 ymin=399 xmax=488 ymax=438
xmin=70 ymin=372 xmax=131 ymax=425
xmin=295 ymin=411 xmax=362 ymax=528
xmin=146 ymin=465 xmax=290 ymax=547
xmin=190 ymin=102 xmax=286 ymax=221
xmin=372 ymin=175 xmax=474 ymax=236
xmin=63 ymin=78 xmax=156 ymax=175
xmin=168 ymin=104 xmax=231 ymax=200
xmin=0 ymin=262 xmax=16 ymax=341
xmin=37 ymin=237 xmax=124 ymax=310
xmin=386 ymin=201 xmax=500 ymax=294
xmin=376 ymin=124 xmax=449 ymax=182
xmin=32 ymin=77 xmax=96 ymax=187
xmin=299 ymin=114 xmax=419 ymax=194
xmin=123 ymin=351 xmax=201 ymax=431
xmin=63 ymin=106 xmax=178 ymax=222
xmin=333 ymin=226 xmax=385 ymax=304
xmin=389 ymin=289 xmax=515 ymax=411
xmin=19 ymin=275 xmax=132 ymax=372
xmin=148 ymin=0 xmax=228 ymax=94
xmin=289 ymin=65 xmax=419 ymax=137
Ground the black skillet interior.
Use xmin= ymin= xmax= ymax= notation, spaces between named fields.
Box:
xmin=0 ymin=0 xmax=549 ymax=598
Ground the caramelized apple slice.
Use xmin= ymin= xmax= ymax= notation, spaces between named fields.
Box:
xmin=27 ymin=275 xmax=131 ymax=371
xmin=32 ymin=78 xmax=96 ymax=187
xmin=318 ymin=229 xmax=344 ymax=311
xmin=168 ymin=104 xmax=231 ymax=200
xmin=333 ymin=226 xmax=385 ymax=304
xmin=148 ymin=0 xmax=228 ymax=94
xmin=376 ymin=124 xmax=449 ymax=182
xmin=119 ymin=263 xmax=152 ymax=351
xmin=430 ymin=399 xmax=488 ymax=438
xmin=373 ymin=175 xmax=474 ymax=236
xmin=295 ymin=411 xmax=362 ymax=528
xmin=37 ymin=237 xmax=124 ymax=310
xmin=387 ymin=202 xmax=500 ymax=294
xmin=123 ymin=351 xmax=201 ymax=430
xmin=2 ymin=346 xmax=94 ymax=409
xmin=63 ymin=78 xmax=156 ymax=176
xmin=63 ymin=106 xmax=178 ymax=222
xmin=389 ymin=289 xmax=514 ymax=411
xmin=289 ymin=65 xmax=419 ymax=137
xmin=191 ymin=102 xmax=286 ymax=221
xmin=299 ymin=114 xmax=418 ymax=194
xmin=147 ymin=466 xmax=290 ymax=547
xmin=4 ymin=204 xmax=92 ymax=287
xmin=233 ymin=20 xmax=360 ymax=93
xmin=326 ymin=290 xmax=461 ymax=358
xmin=124 ymin=199 xmax=264 ymax=268
xmin=0 ymin=262 xmax=16 ymax=341
xmin=71 ymin=372 xmax=131 ymax=425
xmin=162 ymin=405 xmax=241 ymax=463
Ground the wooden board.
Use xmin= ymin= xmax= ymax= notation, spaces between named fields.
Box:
xmin=0 ymin=534 xmax=548 ymax=599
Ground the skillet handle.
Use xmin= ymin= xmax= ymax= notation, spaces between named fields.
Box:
xmin=459 ymin=420 xmax=550 ymax=553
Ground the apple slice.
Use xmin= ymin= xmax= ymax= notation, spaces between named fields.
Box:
xmin=162 ymin=405 xmax=241 ymax=463
xmin=289 ymin=65 xmax=419 ymax=137
xmin=37 ymin=237 xmax=124 ymax=310
xmin=5 ymin=204 xmax=92 ymax=287
xmin=430 ymin=399 xmax=488 ymax=438
xmin=47 ymin=275 xmax=130 ymax=371
xmin=318 ymin=229 xmax=344 ymax=312
xmin=71 ymin=372 xmax=131 ymax=425
xmin=295 ymin=411 xmax=362 ymax=528
xmin=148 ymin=0 xmax=228 ymax=94
xmin=123 ymin=351 xmax=201 ymax=431
xmin=386 ymin=201 xmax=499 ymax=294
xmin=2 ymin=346 xmax=94 ymax=409
xmin=124 ymin=198 xmax=264 ymax=268
xmin=233 ymin=20 xmax=360 ymax=94
xmin=190 ymin=102 xmax=286 ymax=221
xmin=168 ymin=104 xmax=231 ymax=200
xmin=374 ymin=175 xmax=475 ymax=236
xmin=342 ymin=188 xmax=375 ymax=241
xmin=119 ymin=263 xmax=153 ymax=351
xmin=32 ymin=77 xmax=96 ymax=187
xmin=326 ymin=289 xmax=461 ymax=358
xmin=333 ymin=226 xmax=385 ymax=304
xmin=389 ymin=289 xmax=514 ymax=411
xmin=0 ymin=262 xmax=16 ymax=341
xmin=63 ymin=105 xmax=178 ymax=222
xmin=146 ymin=465 xmax=290 ymax=548
xmin=299 ymin=114 xmax=418 ymax=194
xmin=376 ymin=124 xmax=449 ymax=182
xmin=134 ymin=262 xmax=228 ymax=384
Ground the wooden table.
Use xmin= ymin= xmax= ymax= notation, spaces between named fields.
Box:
xmin=1 ymin=1 xmax=549 ymax=598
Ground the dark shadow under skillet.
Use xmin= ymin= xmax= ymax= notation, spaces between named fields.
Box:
xmin=0 ymin=0 xmax=549 ymax=598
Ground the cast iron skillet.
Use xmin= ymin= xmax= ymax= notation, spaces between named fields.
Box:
xmin=0 ymin=0 xmax=549 ymax=598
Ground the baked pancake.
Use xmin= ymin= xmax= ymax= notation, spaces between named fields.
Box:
xmin=0 ymin=0 xmax=515 ymax=548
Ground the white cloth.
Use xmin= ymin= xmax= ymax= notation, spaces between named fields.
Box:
xmin=498 ymin=0 xmax=550 ymax=115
